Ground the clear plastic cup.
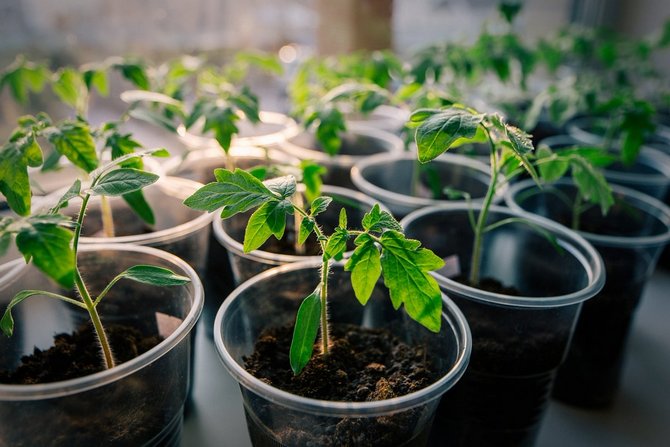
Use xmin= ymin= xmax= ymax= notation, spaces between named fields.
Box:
xmin=214 ymin=261 xmax=471 ymax=447
xmin=177 ymin=110 xmax=300 ymax=151
xmin=351 ymin=152 xmax=497 ymax=219
xmin=505 ymin=179 xmax=670 ymax=407
xmin=401 ymin=204 xmax=605 ymax=446
xmin=277 ymin=124 xmax=404 ymax=189
xmin=0 ymin=244 xmax=203 ymax=447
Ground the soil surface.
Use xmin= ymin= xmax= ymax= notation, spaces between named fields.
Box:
xmin=245 ymin=323 xmax=437 ymax=401
xmin=0 ymin=324 xmax=162 ymax=384
xmin=242 ymin=323 xmax=439 ymax=446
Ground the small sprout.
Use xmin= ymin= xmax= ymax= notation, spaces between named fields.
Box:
xmin=185 ymin=170 xmax=444 ymax=375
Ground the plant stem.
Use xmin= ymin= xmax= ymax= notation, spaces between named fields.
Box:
xmin=319 ymin=258 xmax=330 ymax=356
xmin=295 ymin=206 xmax=330 ymax=356
xmin=100 ymin=196 xmax=115 ymax=237
xmin=571 ymin=194 xmax=583 ymax=231
xmin=292 ymin=193 xmax=306 ymax=255
xmin=468 ymin=129 xmax=499 ymax=286
xmin=74 ymin=192 xmax=116 ymax=370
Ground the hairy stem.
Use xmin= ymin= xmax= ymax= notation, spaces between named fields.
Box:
xmin=292 ymin=193 xmax=306 ymax=255
xmin=319 ymin=259 xmax=330 ymax=356
xmin=74 ymin=192 xmax=115 ymax=369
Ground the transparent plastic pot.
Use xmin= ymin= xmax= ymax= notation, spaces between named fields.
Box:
xmin=277 ymin=124 xmax=403 ymax=189
xmin=56 ymin=176 xmax=213 ymax=276
xmin=351 ymin=152 xmax=498 ymax=219
xmin=163 ymin=145 xmax=299 ymax=335
xmin=177 ymin=110 xmax=300 ymax=151
xmin=214 ymin=261 xmax=471 ymax=447
xmin=0 ymin=244 xmax=204 ymax=447
xmin=505 ymin=179 xmax=670 ymax=408
xmin=539 ymin=134 xmax=670 ymax=201
xmin=401 ymin=204 xmax=605 ymax=446
xmin=212 ymin=185 xmax=380 ymax=286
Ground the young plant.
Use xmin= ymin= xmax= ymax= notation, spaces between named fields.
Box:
xmin=0 ymin=144 xmax=189 ymax=371
xmin=122 ymin=51 xmax=282 ymax=171
xmin=408 ymin=104 xmax=613 ymax=285
xmin=184 ymin=169 xmax=444 ymax=374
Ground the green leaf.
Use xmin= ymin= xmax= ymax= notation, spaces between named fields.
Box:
xmin=243 ymin=200 xmax=292 ymax=253
xmin=379 ymin=231 xmax=443 ymax=332
xmin=339 ymin=208 xmax=347 ymax=229
xmin=199 ymin=104 xmax=240 ymax=153
xmin=0 ymin=57 xmax=49 ymax=104
xmin=301 ymin=160 xmax=326 ymax=203
xmin=290 ymin=290 xmax=322 ymax=375
xmin=90 ymin=168 xmax=159 ymax=196
xmin=0 ymin=135 xmax=43 ymax=216
xmin=310 ymin=196 xmax=332 ymax=217
xmin=315 ymin=107 xmax=346 ymax=156
xmin=2 ymin=290 xmax=48 ymax=336
xmin=499 ymin=1 xmax=523 ymax=23
xmin=362 ymin=204 xmax=403 ymax=233
xmin=49 ymin=179 xmax=81 ymax=214
xmin=114 ymin=62 xmax=150 ymax=90
xmin=106 ymin=131 xmax=144 ymax=169
xmin=16 ymin=223 xmax=74 ymax=288
xmin=324 ymin=227 xmax=349 ymax=261
xmin=504 ymin=124 xmax=539 ymax=182
xmin=570 ymin=157 xmax=614 ymax=214
xmin=116 ymin=265 xmax=190 ymax=286
xmin=413 ymin=108 xmax=484 ymax=163
xmin=48 ymin=120 xmax=98 ymax=173
xmin=122 ymin=189 xmax=156 ymax=225
xmin=345 ymin=234 xmax=381 ymax=305
xmin=298 ymin=218 xmax=315 ymax=245
xmin=52 ymin=68 xmax=87 ymax=111
xmin=536 ymin=147 xmax=570 ymax=182
xmin=183 ymin=168 xmax=277 ymax=217
xmin=230 ymin=86 xmax=260 ymax=123
xmin=83 ymin=68 xmax=109 ymax=96
xmin=265 ymin=175 xmax=297 ymax=200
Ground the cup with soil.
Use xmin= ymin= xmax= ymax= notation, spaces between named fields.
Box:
xmin=351 ymin=152 xmax=499 ymax=219
xmin=400 ymin=204 xmax=605 ymax=446
xmin=212 ymin=184 xmax=380 ymax=285
xmin=163 ymin=145 xmax=300 ymax=336
xmin=277 ymin=124 xmax=403 ymax=189
xmin=505 ymin=179 xmax=670 ymax=408
xmin=213 ymin=261 xmax=471 ymax=447
xmin=540 ymin=134 xmax=670 ymax=201
xmin=177 ymin=110 xmax=300 ymax=152
xmin=0 ymin=244 xmax=203 ymax=447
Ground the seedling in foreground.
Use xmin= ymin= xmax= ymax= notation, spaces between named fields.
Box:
xmin=184 ymin=169 xmax=444 ymax=374
xmin=0 ymin=150 xmax=190 ymax=371
xmin=409 ymin=104 xmax=613 ymax=285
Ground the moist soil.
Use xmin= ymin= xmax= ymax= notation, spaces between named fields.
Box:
xmin=243 ymin=323 xmax=439 ymax=446
xmin=0 ymin=324 xmax=162 ymax=384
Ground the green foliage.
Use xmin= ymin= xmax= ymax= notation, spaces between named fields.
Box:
xmin=115 ymin=265 xmax=191 ymax=286
xmin=0 ymin=56 xmax=49 ymax=104
xmin=289 ymin=290 xmax=322 ymax=375
xmin=184 ymin=171 xmax=444 ymax=375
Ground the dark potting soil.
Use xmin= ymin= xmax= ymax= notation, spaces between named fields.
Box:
xmin=0 ymin=324 xmax=162 ymax=384
xmin=243 ymin=324 xmax=439 ymax=446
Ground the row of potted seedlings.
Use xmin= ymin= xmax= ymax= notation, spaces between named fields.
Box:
xmin=2 ymin=12 xmax=670 ymax=447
